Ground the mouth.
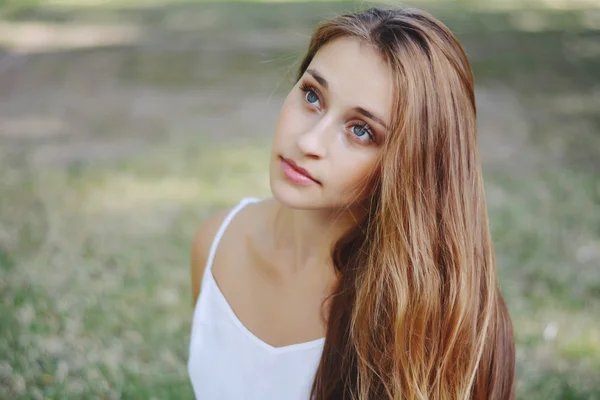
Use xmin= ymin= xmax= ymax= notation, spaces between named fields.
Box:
xmin=279 ymin=156 xmax=321 ymax=185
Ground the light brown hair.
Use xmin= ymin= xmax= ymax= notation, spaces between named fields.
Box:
xmin=296 ymin=7 xmax=516 ymax=399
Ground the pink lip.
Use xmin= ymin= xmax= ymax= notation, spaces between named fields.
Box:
xmin=280 ymin=157 xmax=320 ymax=185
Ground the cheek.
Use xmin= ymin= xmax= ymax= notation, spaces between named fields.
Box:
xmin=273 ymin=92 xmax=301 ymax=143
xmin=332 ymin=151 xmax=379 ymax=196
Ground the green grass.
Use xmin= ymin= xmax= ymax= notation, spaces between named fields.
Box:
xmin=0 ymin=139 xmax=271 ymax=399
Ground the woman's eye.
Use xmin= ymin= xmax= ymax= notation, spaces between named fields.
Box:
xmin=305 ymin=90 xmax=320 ymax=107
xmin=351 ymin=124 xmax=373 ymax=142
xmin=301 ymin=85 xmax=321 ymax=109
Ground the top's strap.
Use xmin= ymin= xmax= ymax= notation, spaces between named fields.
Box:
xmin=204 ymin=198 xmax=260 ymax=272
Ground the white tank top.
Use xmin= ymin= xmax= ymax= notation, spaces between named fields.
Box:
xmin=188 ymin=198 xmax=325 ymax=399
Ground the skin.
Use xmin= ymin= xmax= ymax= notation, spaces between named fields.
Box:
xmin=191 ymin=37 xmax=393 ymax=348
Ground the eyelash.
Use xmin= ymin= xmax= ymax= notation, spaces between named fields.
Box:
xmin=298 ymin=83 xmax=376 ymax=143
xmin=299 ymin=83 xmax=322 ymax=107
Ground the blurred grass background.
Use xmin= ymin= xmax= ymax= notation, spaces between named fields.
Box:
xmin=0 ymin=0 xmax=599 ymax=398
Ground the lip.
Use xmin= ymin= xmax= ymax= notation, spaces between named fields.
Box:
xmin=280 ymin=157 xmax=320 ymax=185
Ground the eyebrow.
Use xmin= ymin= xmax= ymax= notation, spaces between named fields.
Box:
xmin=306 ymin=68 xmax=389 ymax=130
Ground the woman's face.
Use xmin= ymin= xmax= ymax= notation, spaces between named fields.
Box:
xmin=270 ymin=36 xmax=393 ymax=210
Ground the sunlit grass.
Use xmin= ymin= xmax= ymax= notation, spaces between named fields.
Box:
xmin=2 ymin=0 xmax=600 ymax=20
xmin=24 ymin=0 xmax=600 ymax=9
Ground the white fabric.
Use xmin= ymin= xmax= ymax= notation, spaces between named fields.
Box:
xmin=188 ymin=198 xmax=325 ymax=400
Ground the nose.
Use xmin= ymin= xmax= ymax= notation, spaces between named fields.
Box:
xmin=296 ymin=114 xmax=334 ymax=159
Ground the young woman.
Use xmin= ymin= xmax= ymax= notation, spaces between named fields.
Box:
xmin=188 ymin=6 xmax=516 ymax=400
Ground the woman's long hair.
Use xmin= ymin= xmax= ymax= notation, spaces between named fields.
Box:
xmin=298 ymin=8 xmax=516 ymax=399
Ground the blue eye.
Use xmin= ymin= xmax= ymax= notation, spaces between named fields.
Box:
xmin=352 ymin=124 xmax=373 ymax=142
xmin=300 ymin=84 xmax=321 ymax=109
xmin=306 ymin=90 xmax=319 ymax=104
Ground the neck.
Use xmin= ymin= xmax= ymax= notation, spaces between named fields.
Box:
xmin=270 ymin=198 xmax=364 ymax=275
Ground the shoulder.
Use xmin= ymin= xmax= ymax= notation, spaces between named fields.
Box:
xmin=190 ymin=209 xmax=230 ymax=306
xmin=192 ymin=210 xmax=230 ymax=262
xmin=190 ymin=198 xmax=267 ymax=305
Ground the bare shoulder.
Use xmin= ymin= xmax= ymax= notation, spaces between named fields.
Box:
xmin=190 ymin=199 xmax=272 ymax=306
xmin=190 ymin=209 xmax=230 ymax=306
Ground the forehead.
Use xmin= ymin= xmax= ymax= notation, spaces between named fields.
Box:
xmin=307 ymin=36 xmax=393 ymax=123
